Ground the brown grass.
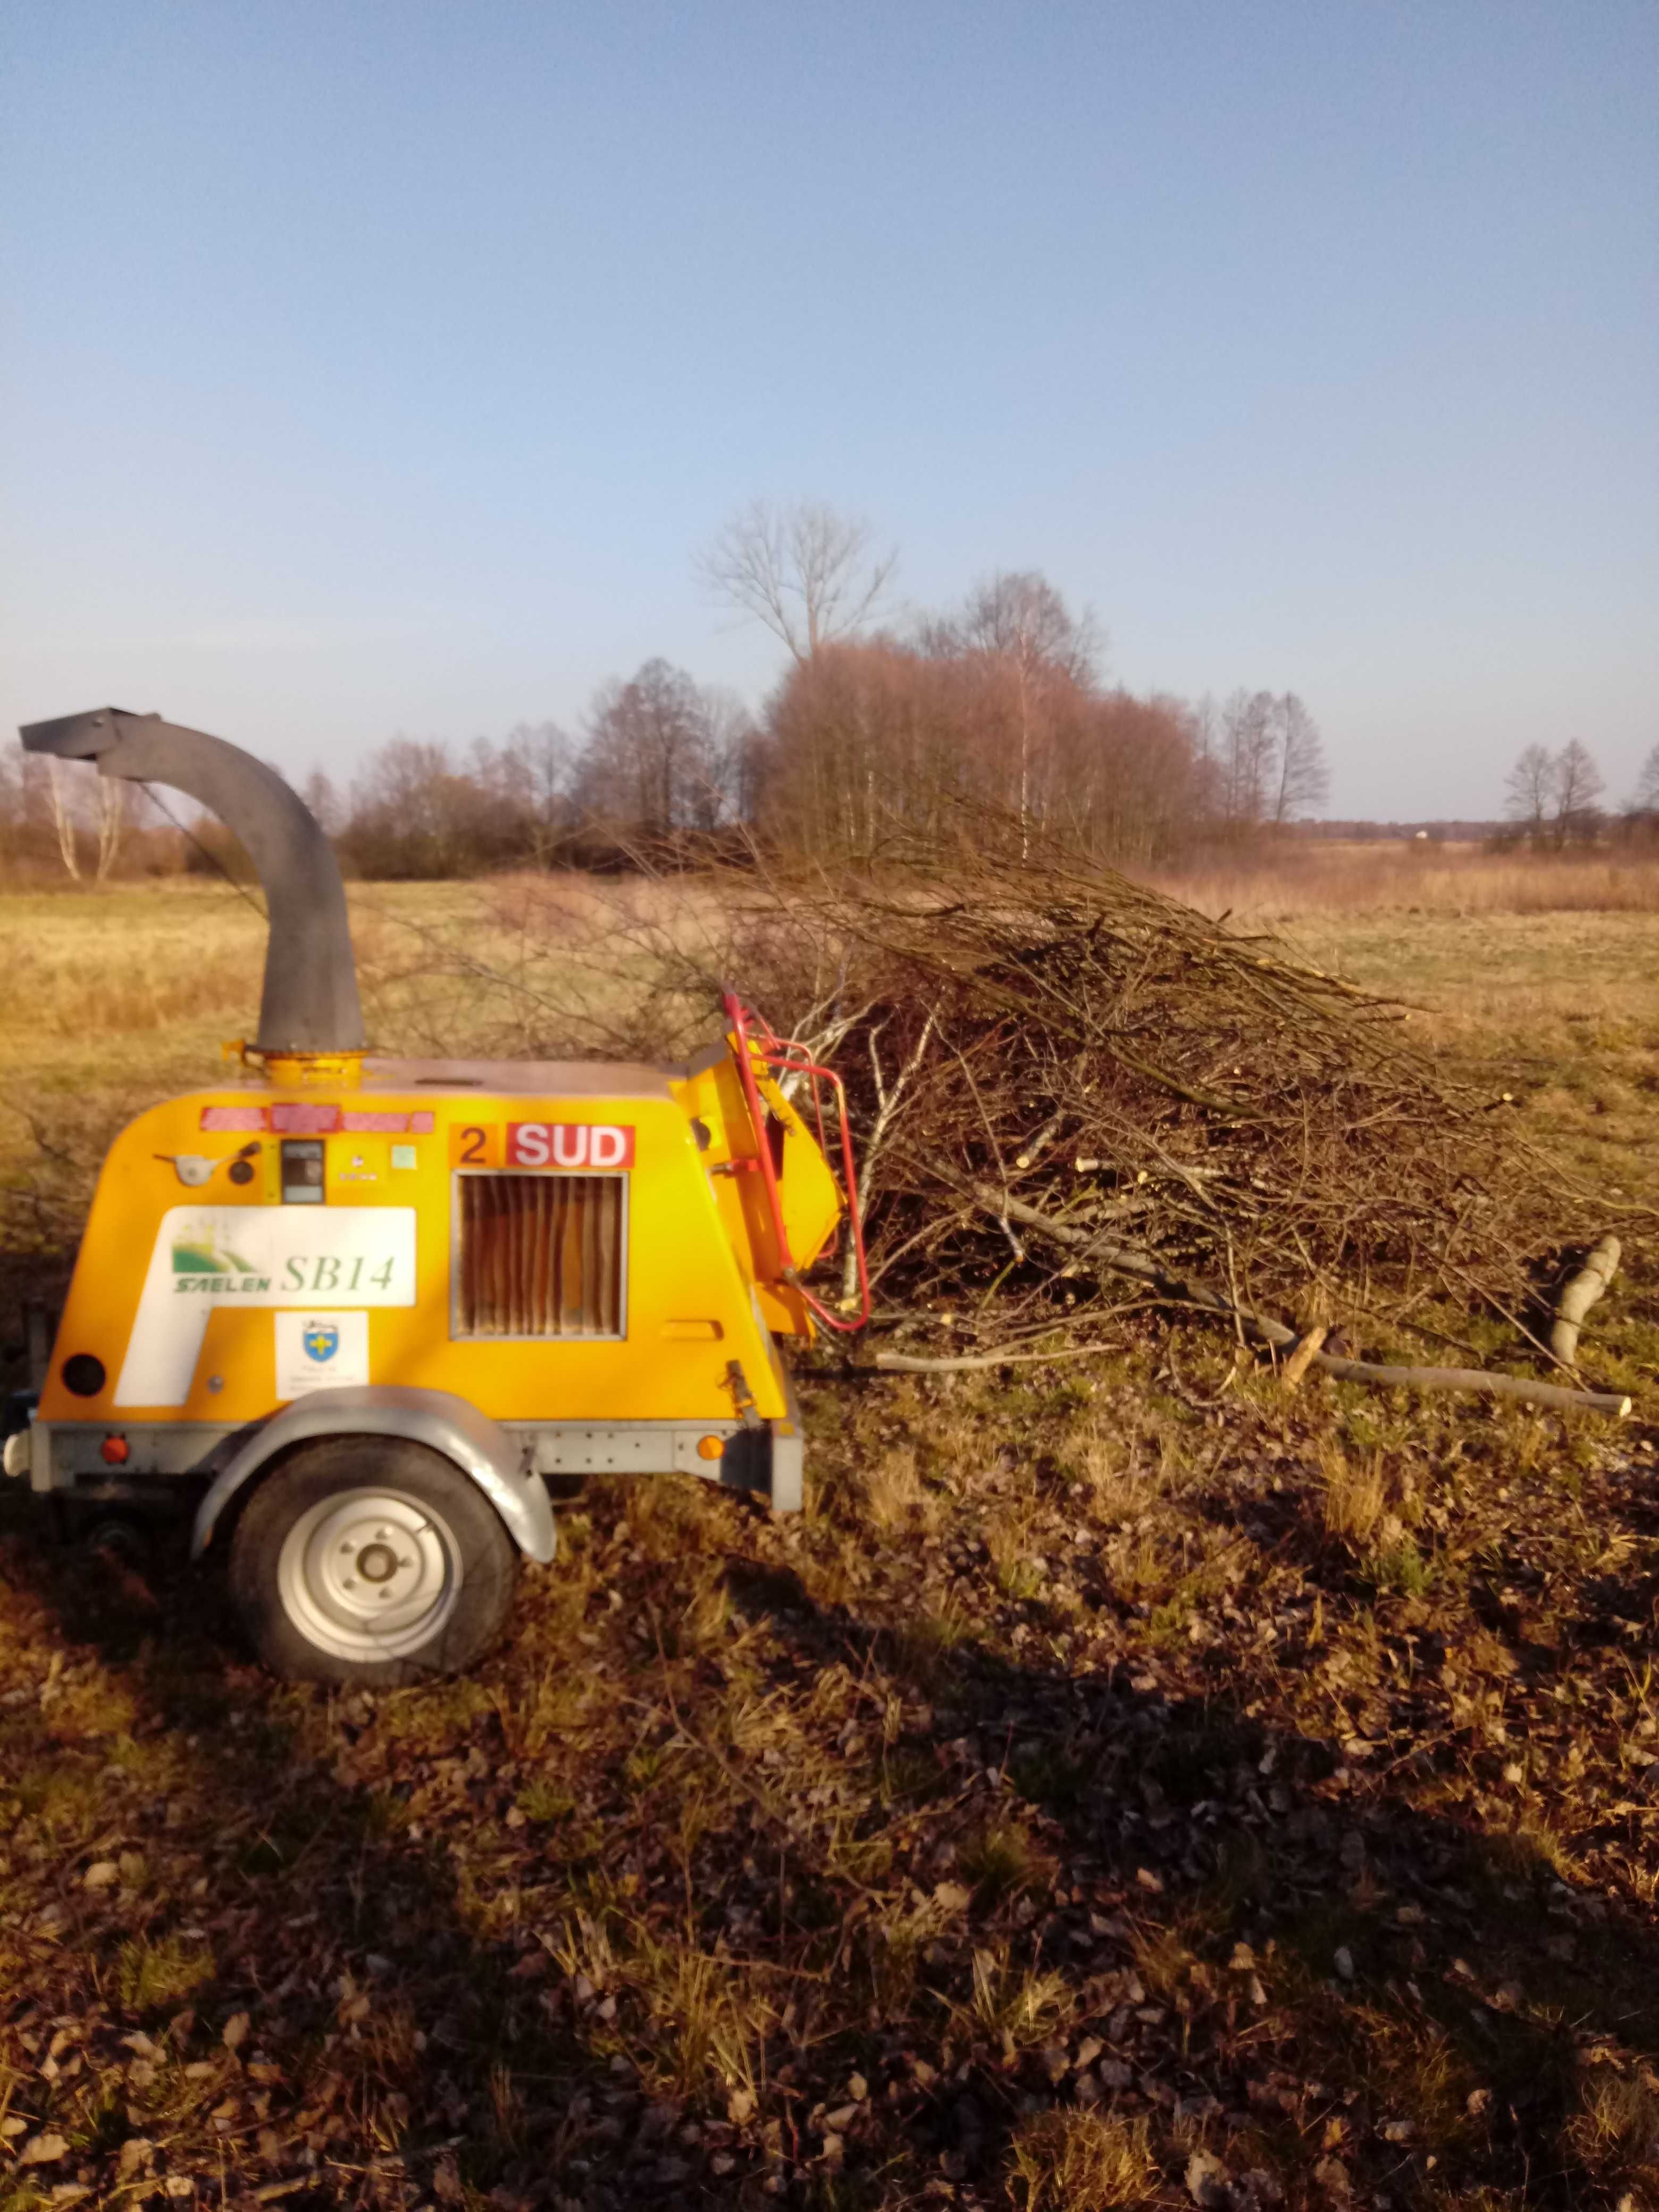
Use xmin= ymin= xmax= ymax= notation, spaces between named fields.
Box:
xmin=3 ymin=873 xmax=1659 ymax=2208
xmin=1319 ymin=1440 xmax=1388 ymax=1549
xmin=861 ymin=1442 xmax=931 ymax=1532
xmin=1007 ymin=2107 xmax=1156 ymax=2208
xmin=1143 ymin=839 xmax=1659 ymax=921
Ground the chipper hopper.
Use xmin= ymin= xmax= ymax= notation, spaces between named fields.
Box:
xmin=3 ymin=709 xmax=867 ymax=1683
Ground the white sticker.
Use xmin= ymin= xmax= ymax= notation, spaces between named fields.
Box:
xmin=275 ymin=1311 xmax=370 ymax=1399
xmin=114 ymin=1206 xmax=416 ymax=1407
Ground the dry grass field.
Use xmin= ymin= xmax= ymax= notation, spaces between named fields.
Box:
xmin=4 ymin=856 xmax=1659 ymax=2212
xmin=1149 ymin=841 xmax=1659 ymax=921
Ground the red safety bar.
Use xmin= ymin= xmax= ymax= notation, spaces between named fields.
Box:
xmin=720 ymin=990 xmax=870 ymax=1333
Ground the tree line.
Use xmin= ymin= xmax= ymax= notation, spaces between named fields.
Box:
xmin=3 ymin=500 xmax=1335 ymax=881
xmin=322 ymin=622 xmax=1329 ymax=878
xmin=322 ymin=501 xmax=1333 ymax=878
xmin=1501 ymin=738 xmax=1659 ymax=851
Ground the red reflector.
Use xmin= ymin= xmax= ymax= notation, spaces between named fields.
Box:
xmin=100 ymin=1437 xmax=130 ymax=1465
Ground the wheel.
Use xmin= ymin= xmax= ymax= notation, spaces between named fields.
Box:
xmin=228 ymin=1437 xmax=518 ymax=1685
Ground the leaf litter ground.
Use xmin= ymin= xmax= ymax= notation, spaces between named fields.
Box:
xmin=6 ymin=1350 xmax=1659 ymax=2210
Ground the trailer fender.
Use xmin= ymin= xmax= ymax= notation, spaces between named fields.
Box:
xmin=191 ymin=1385 xmax=557 ymax=1564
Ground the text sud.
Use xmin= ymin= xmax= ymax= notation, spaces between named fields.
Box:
xmin=507 ymin=1123 xmax=634 ymax=1170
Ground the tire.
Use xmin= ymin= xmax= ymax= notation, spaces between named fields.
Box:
xmin=228 ymin=1436 xmax=518 ymax=1686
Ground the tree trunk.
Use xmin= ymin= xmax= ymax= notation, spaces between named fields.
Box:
xmin=48 ymin=762 xmax=80 ymax=880
xmin=95 ymin=779 xmax=124 ymax=882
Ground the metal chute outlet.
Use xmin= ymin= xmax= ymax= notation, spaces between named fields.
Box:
xmin=5 ymin=709 xmax=867 ymax=1686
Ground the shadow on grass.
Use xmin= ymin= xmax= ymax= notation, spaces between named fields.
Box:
xmin=716 ymin=1549 xmax=1659 ymax=2209
xmin=0 ymin=1494 xmax=652 ymax=2211
xmin=4 ymin=1469 xmax=1659 ymax=2210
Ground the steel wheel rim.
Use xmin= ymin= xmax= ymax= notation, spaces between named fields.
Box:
xmin=276 ymin=1486 xmax=462 ymax=1661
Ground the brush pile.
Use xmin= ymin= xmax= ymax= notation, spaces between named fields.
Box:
xmin=381 ymin=843 xmax=1617 ymax=1398
xmin=725 ymin=857 xmax=1553 ymax=1336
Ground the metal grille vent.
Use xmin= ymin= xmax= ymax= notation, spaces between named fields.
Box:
xmin=456 ymin=1173 xmax=625 ymax=1338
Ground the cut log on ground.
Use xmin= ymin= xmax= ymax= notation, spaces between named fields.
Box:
xmin=1551 ymin=1233 xmax=1622 ymax=1368
xmin=1311 ymin=1354 xmax=1629 ymax=1417
xmin=1281 ymin=1325 xmax=1329 ymax=1393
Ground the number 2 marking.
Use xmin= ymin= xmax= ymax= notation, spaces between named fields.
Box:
xmin=459 ymin=1126 xmax=487 ymax=1164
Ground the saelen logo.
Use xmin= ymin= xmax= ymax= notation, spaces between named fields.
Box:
xmin=170 ymin=1249 xmax=400 ymax=1295
xmin=119 ymin=1207 xmax=417 ymax=1409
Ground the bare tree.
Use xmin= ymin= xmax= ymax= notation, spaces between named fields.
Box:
xmin=498 ymin=722 xmax=571 ymax=866
xmin=1269 ymin=693 xmax=1329 ymax=824
xmin=47 ymin=761 xmax=81 ymax=880
xmin=93 ymin=777 xmax=124 ymax=882
xmin=344 ymin=739 xmax=514 ymax=877
xmin=576 ymin=660 xmax=716 ymax=837
xmin=1187 ymin=693 xmax=1225 ymax=825
xmin=1218 ymin=690 xmax=1278 ymax=830
xmin=956 ymin=571 xmax=1100 ymax=686
xmin=1630 ymin=741 xmax=1659 ymax=816
xmin=299 ymin=769 xmax=343 ymax=837
xmin=953 ymin=572 xmax=1100 ymax=852
xmin=692 ymin=687 xmax=757 ymax=831
xmin=1505 ymin=744 xmax=1555 ymax=844
xmin=697 ymin=498 xmax=897 ymax=664
xmin=1552 ymin=739 xmax=1605 ymax=848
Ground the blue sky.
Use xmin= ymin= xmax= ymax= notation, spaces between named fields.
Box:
xmin=4 ymin=1 xmax=1655 ymax=818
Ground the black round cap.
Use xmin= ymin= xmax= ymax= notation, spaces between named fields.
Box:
xmin=62 ymin=1354 xmax=107 ymax=1397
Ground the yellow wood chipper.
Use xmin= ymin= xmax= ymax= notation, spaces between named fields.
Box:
xmin=3 ymin=709 xmax=867 ymax=1683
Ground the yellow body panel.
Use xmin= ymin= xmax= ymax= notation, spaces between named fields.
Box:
xmin=669 ymin=1049 xmax=845 ymax=1336
xmin=40 ymin=1049 xmax=845 ymax=1435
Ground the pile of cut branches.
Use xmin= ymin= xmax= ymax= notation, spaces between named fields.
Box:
xmin=723 ymin=853 xmax=1628 ymax=1410
xmin=365 ymin=835 xmax=1630 ymax=1410
xmin=780 ymin=864 xmax=1486 ymax=1298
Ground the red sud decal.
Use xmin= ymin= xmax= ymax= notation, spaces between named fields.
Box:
xmin=507 ymin=1122 xmax=634 ymax=1170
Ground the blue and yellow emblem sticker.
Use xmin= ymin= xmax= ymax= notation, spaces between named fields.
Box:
xmin=302 ymin=1321 xmax=340 ymax=1364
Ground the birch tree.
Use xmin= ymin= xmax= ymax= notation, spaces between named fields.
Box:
xmin=93 ymin=778 xmax=124 ymax=881
xmin=47 ymin=761 xmax=81 ymax=880
xmin=956 ymin=571 xmax=1100 ymax=852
